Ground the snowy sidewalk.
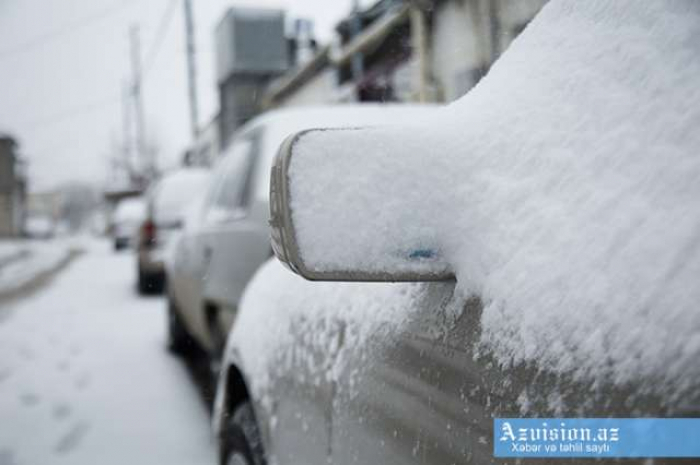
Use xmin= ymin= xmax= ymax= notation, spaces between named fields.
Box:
xmin=0 ymin=238 xmax=81 ymax=299
xmin=0 ymin=239 xmax=216 ymax=465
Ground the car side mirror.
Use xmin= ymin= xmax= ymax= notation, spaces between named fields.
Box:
xmin=269 ymin=128 xmax=454 ymax=282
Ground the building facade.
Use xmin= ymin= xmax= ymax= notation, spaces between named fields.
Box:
xmin=205 ymin=0 xmax=548 ymax=163
xmin=262 ymin=0 xmax=548 ymax=108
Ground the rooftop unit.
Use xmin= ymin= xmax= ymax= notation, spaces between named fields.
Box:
xmin=215 ymin=7 xmax=288 ymax=82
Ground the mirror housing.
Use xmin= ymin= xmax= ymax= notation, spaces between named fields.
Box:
xmin=269 ymin=129 xmax=454 ymax=282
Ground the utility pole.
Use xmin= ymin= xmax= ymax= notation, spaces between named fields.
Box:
xmin=183 ymin=0 xmax=199 ymax=140
xmin=121 ymin=79 xmax=133 ymax=181
xmin=129 ymin=24 xmax=149 ymax=183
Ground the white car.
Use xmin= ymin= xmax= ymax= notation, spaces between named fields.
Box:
xmin=165 ymin=105 xmax=436 ymax=361
xmin=111 ymin=197 xmax=146 ymax=251
xmin=211 ymin=2 xmax=700 ymax=465
xmin=136 ymin=168 xmax=211 ymax=294
xmin=24 ymin=214 xmax=55 ymax=239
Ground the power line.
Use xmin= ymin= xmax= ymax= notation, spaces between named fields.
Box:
xmin=6 ymin=0 xmax=179 ymax=136
xmin=13 ymin=94 xmax=121 ymax=131
xmin=0 ymin=0 xmax=136 ymax=62
xmin=183 ymin=0 xmax=200 ymax=138
xmin=142 ymin=0 xmax=180 ymax=80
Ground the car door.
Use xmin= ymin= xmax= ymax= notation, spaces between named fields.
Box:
xmin=328 ymin=281 xmax=681 ymax=465
xmin=168 ymin=204 xmax=203 ymax=321
xmin=175 ymin=151 xmax=246 ymax=347
xmin=246 ymin=270 xmax=347 ymax=465
xmin=328 ymin=282 xmax=534 ymax=464
xmin=325 ymin=281 xmax=506 ymax=465
xmin=197 ymin=133 xmax=270 ymax=351
xmin=168 ymin=192 xmax=209 ymax=329
xmin=328 ymin=282 xmax=484 ymax=464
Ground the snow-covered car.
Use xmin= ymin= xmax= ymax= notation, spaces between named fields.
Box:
xmin=24 ymin=214 xmax=55 ymax=239
xmin=136 ymin=168 xmax=211 ymax=294
xmin=111 ymin=197 xmax=146 ymax=251
xmin=212 ymin=2 xmax=700 ymax=465
xmin=165 ymin=105 xmax=436 ymax=362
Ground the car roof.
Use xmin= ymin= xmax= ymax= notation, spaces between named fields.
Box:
xmin=233 ymin=104 xmax=440 ymax=138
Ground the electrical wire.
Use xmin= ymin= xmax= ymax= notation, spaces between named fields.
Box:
xmin=142 ymin=0 xmax=180 ymax=81
xmin=0 ymin=0 xmax=137 ymax=62
xmin=9 ymin=0 xmax=181 ymax=133
xmin=14 ymin=94 xmax=121 ymax=131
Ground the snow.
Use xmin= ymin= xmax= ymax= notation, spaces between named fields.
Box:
xmin=24 ymin=215 xmax=55 ymax=238
xmin=0 ymin=239 xmax=215 ymax=464
xmin=0 ymin=241 xmax=26 ymax=263
xmin=282 ymin=0 xmax=700 ymax=403
xmin=151 ymin=168 xmax=211 ymax=225
xmin=232 ymin=258 xmax=430 ymax=399
xmin=113 ymin=197 xmax=146 ymax=223
xmin=245 ymin=105 xmax=439 ymax=202
xmin=0 ymin=239 xmax=77 ymax=296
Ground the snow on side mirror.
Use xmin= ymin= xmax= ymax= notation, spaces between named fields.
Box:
xmin=269 ymin=128 xmax=454 ymax=282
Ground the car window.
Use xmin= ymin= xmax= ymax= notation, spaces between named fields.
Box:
xmin=204 ymin=138 xmax=253 ymax=224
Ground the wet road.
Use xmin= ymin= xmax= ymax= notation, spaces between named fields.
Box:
xmin=0 ymin=239 xmax=216 ymax=465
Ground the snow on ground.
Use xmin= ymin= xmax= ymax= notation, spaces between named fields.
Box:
xmin=0 ymin=238 xmax=79 ymax=296
xmin=287 ymin=0 xmax=700 ymax=402
xmin=0 ymin=241 xmax=26 ymax=263
xmin=0 ymin=239 xmax=216 ymax=465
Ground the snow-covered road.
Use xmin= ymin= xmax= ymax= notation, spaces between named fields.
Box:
xmin=0 ymin=239 xmax=216 ymax=465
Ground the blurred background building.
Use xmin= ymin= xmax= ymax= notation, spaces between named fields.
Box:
xmin=215 ymin=7 xmax=290 ymax=148
xmin=0 ymin=135 xmax=27 ymax=237
xmin=265 ymin=0 xmax=548 ymax=107
xmin=198 ymin=0 xmax=547 ymax=159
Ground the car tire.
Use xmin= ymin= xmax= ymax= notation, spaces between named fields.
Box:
xmin=167 ymin=297 xmax=196 ymax=356
xmin=220 ymin=401 xmax=266 ymax=465
xmin=137 ymin=269 xmax=150 ymax=295
xmin=138 ymin=269 xmax=164 ymax=295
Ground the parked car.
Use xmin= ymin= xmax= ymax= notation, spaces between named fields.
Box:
xmin=211 ymin=3 xmax=700 ymax=465
xmin=111 ymin=197 xmax=146 ymax=251
xmin=136 ymin=168 xmax=211 ymax=294
xmin=24 ymin=214 xmax=55 ymax=239
xmin=165 ymin=105 xmax=436 ymax=362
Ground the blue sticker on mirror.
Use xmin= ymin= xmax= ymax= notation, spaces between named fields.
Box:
xmin=408 ymin=249 xmax=436 ymax=260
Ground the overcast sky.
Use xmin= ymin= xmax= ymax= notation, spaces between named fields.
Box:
xmin=0 ymin=0 xmax=368 ymax=192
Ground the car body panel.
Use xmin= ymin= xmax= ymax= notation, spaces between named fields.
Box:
xmin=138 ymin=169 xmax=211 ymax=279
xmin=220 ymin=260 xmax=696 ymax=465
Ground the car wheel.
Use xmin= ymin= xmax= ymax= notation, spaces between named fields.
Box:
xmin=220 ymin=401 xmax=265 ymax=465
xmin=138 ymin=269 xmax=164 ymax=295
xmin=167 ymin=298 xmax=196 ymax=356
xmin=137 ymin=269 xmax=150 ymax=295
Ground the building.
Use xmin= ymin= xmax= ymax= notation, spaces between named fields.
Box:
xmin=27 ymin=191 xmax=62 ymax=220
xmin=0 ymin=136 xmax=27 ymax=237
xmin=216 ymin=7 xmax=290 ymax=148
xmin=263 ymin=0 xmax=548 ymax=108
xmin=207 ymin=0 xmax=547 ymax=162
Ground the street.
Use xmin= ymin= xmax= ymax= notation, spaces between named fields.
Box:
xmin=0 ymin=239 xmax=216 ymax=465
